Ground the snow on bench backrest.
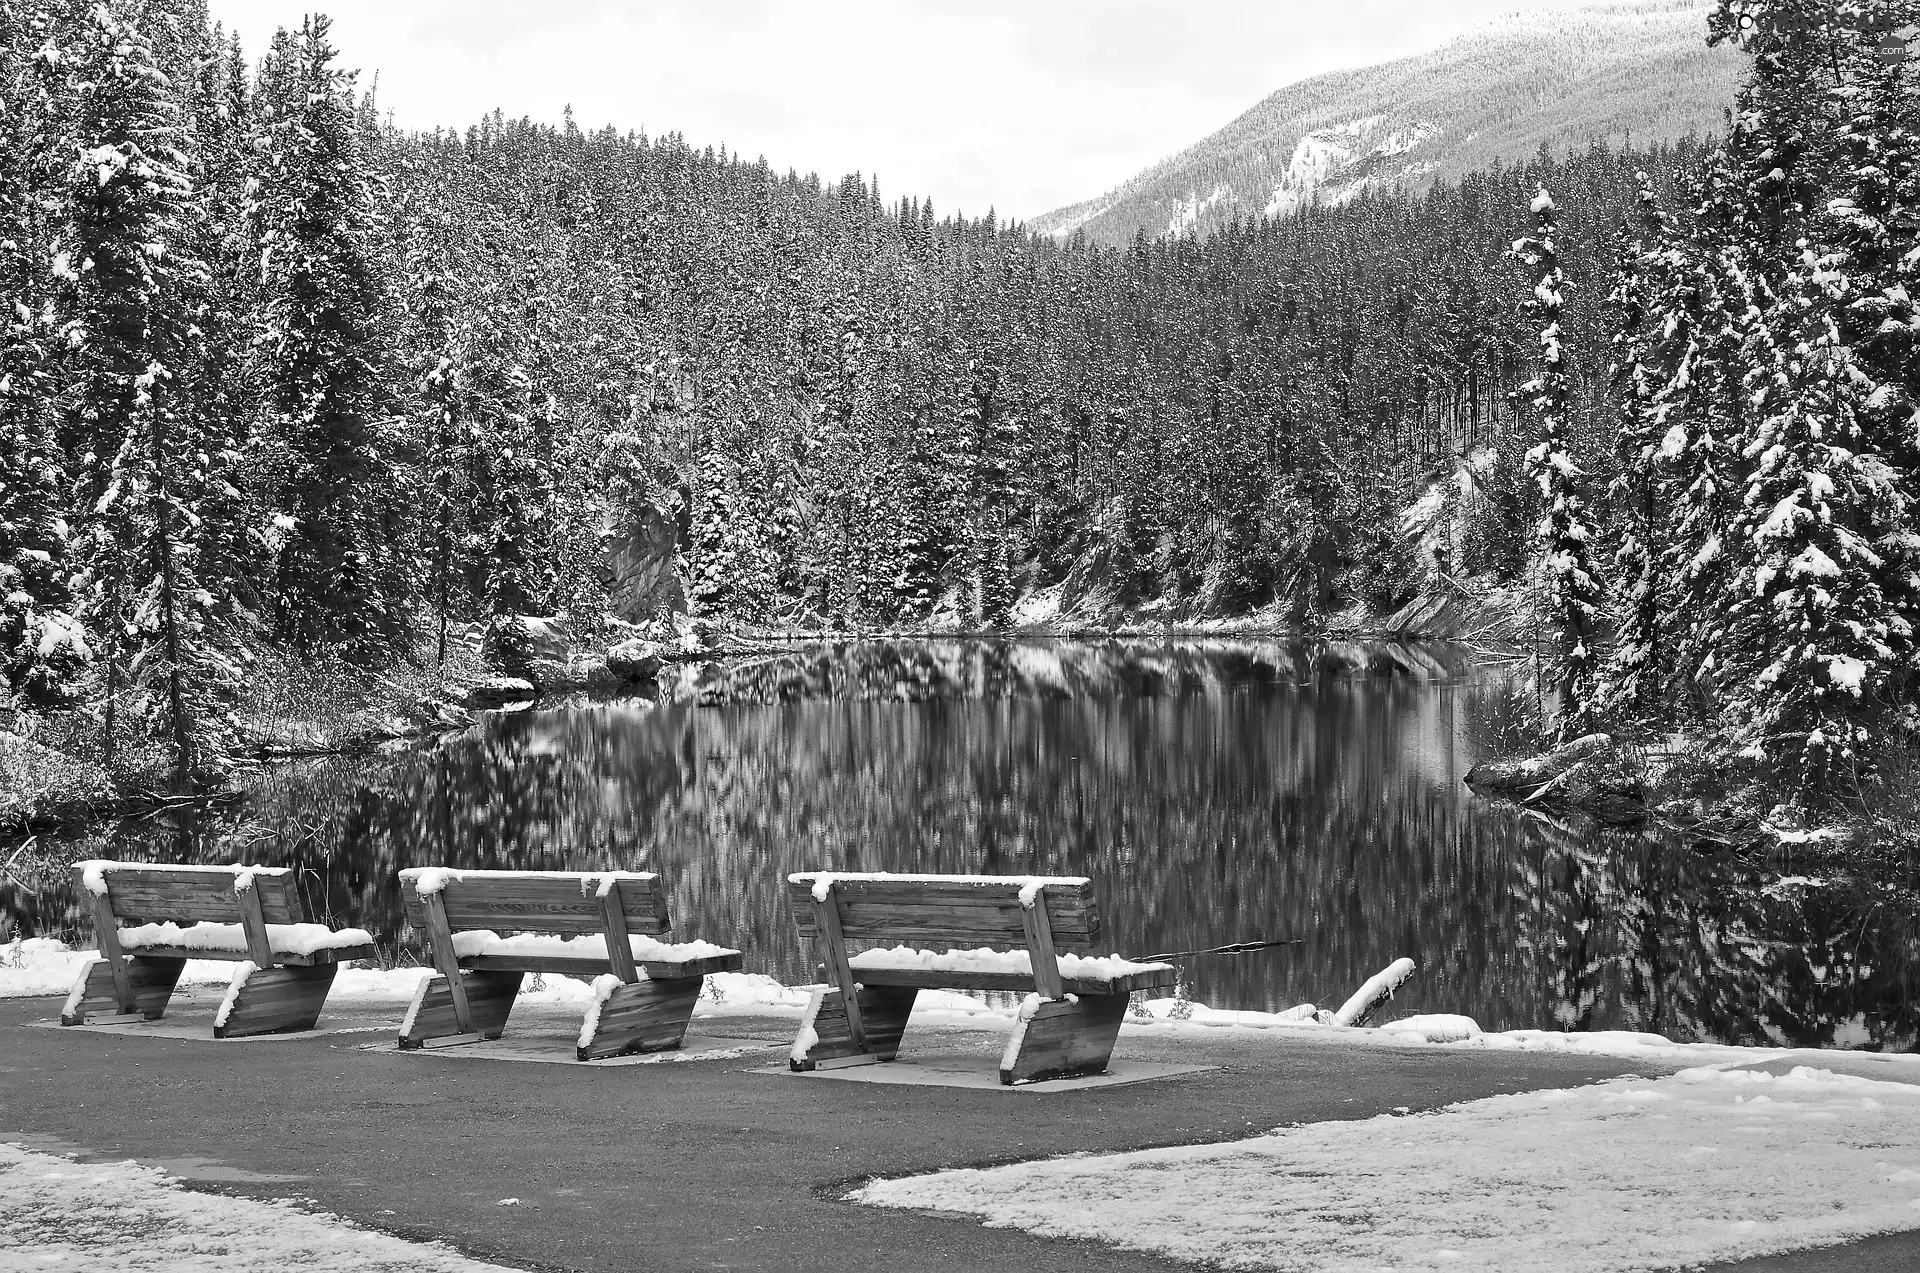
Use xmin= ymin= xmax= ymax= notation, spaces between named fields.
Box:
xmin=787 ymin=872 xmax=1102 ymax=952
xmin=75 ymin=861 xmax=307 ymax=926
xmin=397 ymin=868 xmax=671 ymax=937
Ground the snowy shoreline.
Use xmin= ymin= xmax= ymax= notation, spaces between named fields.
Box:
xmin=5 ymin=936 xmax=1908 ymax=1073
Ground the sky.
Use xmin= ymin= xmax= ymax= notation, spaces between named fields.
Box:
xmin=204 ymin=0 xmax=1602 ymax=223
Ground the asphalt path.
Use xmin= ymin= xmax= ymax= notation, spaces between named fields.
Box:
xmin=3 ymin=993 xmax=1917 ymax=1272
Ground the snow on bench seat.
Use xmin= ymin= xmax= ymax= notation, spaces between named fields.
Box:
xmin=119 ymin=921 xmax=376 ymax=963
xmin=846 ymin=945 xmax=1176 ymax=994
xmin=447 ymin=929 xmax=741 ymax=977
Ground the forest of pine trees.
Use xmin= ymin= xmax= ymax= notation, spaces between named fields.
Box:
xmin=0 ymin=0 xmax=1914 ymax=818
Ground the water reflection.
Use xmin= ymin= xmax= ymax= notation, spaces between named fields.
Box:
xmin=6 ymin=639 xmax=1916 ymax=1050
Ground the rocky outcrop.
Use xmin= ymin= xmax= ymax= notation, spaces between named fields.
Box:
xmin=1465 ymin=733 xmax=1647 ymax=823
xmin=483 ymin=615 xmax=572 ymax=684
xmin=466 ymin=677 xmax=537 ymax=708
xmin=605 ymin=639 xmax=665 ymax=683
xmin=599 ymin=506 xmax=686 ymax=622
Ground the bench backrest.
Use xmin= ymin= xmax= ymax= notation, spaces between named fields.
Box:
xmin=398 ymin=869 xmax=671 ymax=936
xmin=787 ymin=873 xmax=1101 ymax=952
xmin=76 ymin=861 xmax=307 ymax=925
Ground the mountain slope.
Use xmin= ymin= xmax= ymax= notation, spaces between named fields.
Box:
xmin=1030 ymin=1 xmax=1746 ymax=244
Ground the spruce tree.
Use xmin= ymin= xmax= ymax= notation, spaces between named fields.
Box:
xmin=1510 ymin=187 xmax=1604 ymax=739
xmin=0 ymin=0 xmax=86 ymax=706
xmin=55 ymin=0 xmax=229 ymax=784
xmin=248 ymin=15 xmax=406 ymax=661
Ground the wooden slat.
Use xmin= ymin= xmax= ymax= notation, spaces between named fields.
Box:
xmin=401 ymin=873 xmax=670 ymax=937
xmin=234 ymin=880 xmax=277 ymax=968
xmin=90 ymin=892 xmax=132 ymax=1010
xmin=119 ymin=943 xmax=376 ymax=967
xmin=80 ymin=865 xmax=305 ymax=925
xmin=827 ymin=964 xmax=1177 ymax=996
xmin=812 ymin=885 xmax=864 ymax=1050
xmin=423 ymin=892 xmax=473 ymax=1032
xmin=787 ymin=877 xmax=1102 ymax=949
xmin=1021 ymin=886 xmax=1064 ymax=1001
xmin=600 ymin=886 xmax=640 ymax=984
xmin=461 ymin=952 xmax=742 ymax=979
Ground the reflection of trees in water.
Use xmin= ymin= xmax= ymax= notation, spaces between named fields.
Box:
xmin=8 ymin=641 xmax=1915 ymax=1049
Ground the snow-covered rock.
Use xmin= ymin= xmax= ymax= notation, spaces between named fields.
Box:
xmin=605 ymin=638 xmax=665 ymax=683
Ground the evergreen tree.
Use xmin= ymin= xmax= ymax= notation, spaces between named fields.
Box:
xmin=248 ymin=14 xmax=405 ymax=660
xmin=0 ymin=0 xmax=86 ymax=705
xmin=55 ymin=0 xmax=229 ymax=784
xmin=1510 ymin=186 xmax=1604 ymax=738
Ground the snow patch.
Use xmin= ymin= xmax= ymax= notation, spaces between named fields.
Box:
xmin=851 ymin=1065 xmax=1920 ymax=1271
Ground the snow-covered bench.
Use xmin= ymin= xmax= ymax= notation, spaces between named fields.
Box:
xmin=62 ymin=861 xmax=375 ymax=1037
xmin=396 ymin=867 xmax=744 ymax=1060
xmin=786 ymin=872 xmax=1177 ymax=1085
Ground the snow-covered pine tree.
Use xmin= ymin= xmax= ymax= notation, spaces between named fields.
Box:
xmin=247 ymin=15 xmax=407 ymax=661
xmin=54 ymin=0 xmax=231 ymax=784
xmin=1510 ymin=186 xmax=1605 ymax=739
xmin=0 ymin=0 xmax=87 ymax=706
xmin=1600 ymin=173 xmax=1676 ymax=724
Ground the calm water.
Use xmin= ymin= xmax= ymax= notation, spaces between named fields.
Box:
xmin=7 ymin=639 xmax=1917 ymax=1049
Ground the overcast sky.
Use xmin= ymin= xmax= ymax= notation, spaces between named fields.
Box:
xmin=204 ymin=1 xmax=1597 ymax=222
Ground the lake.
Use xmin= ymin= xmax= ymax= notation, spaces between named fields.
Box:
xmin=6 ymin=639 xmax=1916 ymax=1049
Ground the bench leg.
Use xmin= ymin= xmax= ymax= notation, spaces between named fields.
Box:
xmin=215 ymin=962 xmax=341 ymax=1038
xmin=398 ymin=970 xmax=521 ymax=1049
xmin=1000 ymin=993 xmax=1129 ymax=1085
xmin=60 ymin=956 xmax=186 ymax=1025
xmin=789 ymin=985 xmax=918 ymax=1071
xmin=577 ymin=975 xmax=703 ymax=1061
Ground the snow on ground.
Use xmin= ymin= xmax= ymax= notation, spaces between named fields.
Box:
xmin=853 ymin=1064 xmax=1920 ymax=1272
xmin=0 ymin=1142 xmax=514 ymax=1272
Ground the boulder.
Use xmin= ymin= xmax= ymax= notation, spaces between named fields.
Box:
xmin=605 ymin=639 xmax=665 ymax=683
xmin=1466 ymin=733 xmax=1646 ymax=822
xmin=599 ymin=505 xmax=687 ymax=621
xmin=483 ymin=615 xmax=572 ymax=683
xmin=467 ymin=677 xmax=537 ymax=708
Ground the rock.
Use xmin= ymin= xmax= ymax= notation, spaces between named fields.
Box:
xmin=598 ymin=505 xmax=687 ymax=621
xmin=467 ymin=677 xmax=537 ymax=708
xmin=605 ymin=639 xmax=664 ymax=683
xmin=1466 ymin=733 xmax=1647 ymax=821
xmin=483 ymin=615 xmax=571 ymax=683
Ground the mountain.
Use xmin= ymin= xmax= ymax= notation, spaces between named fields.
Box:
xmin=1028 ymin=1 xmax=1747 ymax=245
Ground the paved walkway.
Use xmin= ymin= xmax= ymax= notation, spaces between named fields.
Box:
xmin=3 ymin=991 xmax=1917 ymax=1272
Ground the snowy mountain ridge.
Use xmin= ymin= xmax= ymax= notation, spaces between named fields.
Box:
xmin=1031 ymin=1 xmax=1747 ymax=245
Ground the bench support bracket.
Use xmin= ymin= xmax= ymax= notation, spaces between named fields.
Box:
xmin=1000 ymin=992 xmax=1129 ymax=1085
xmin=577 ymin=974 xmax=703 ymax=1061
xmin=398 ymin=970 xmax=522 ymax=1049
xmin=61 ymin=955 xmax=186 ymax=1026
xmin=789 ymin=984 xmax=918 ymax=1071
xmin=216 ymin=963 xmax=341 ymax=1038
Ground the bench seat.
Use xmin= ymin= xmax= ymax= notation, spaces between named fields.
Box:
xmin=448 ymin=929 xmax=739 ymax=979
xmin=118 ymin=921 xmax=376 ymax=966
xmin=841 ymin=946 xmax=1176 ymax=996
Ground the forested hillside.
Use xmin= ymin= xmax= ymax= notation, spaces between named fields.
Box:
xmin=1031 ymin=1 xmax=1747 ymax=245
xmin=1 ymin=0 xmax=1916 ymax=823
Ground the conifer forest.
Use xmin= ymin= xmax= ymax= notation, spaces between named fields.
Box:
xmin=0 ymin=0 xmax=1917 ymax=832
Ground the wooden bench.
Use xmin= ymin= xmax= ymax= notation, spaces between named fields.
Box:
xmin=786 ymin=872 xmax=1178 ymax=1085
xmin=396 ymin=867 xmax=744 ymax=1060
xmin=62 ymin=860 xmax=376 ymax=1037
